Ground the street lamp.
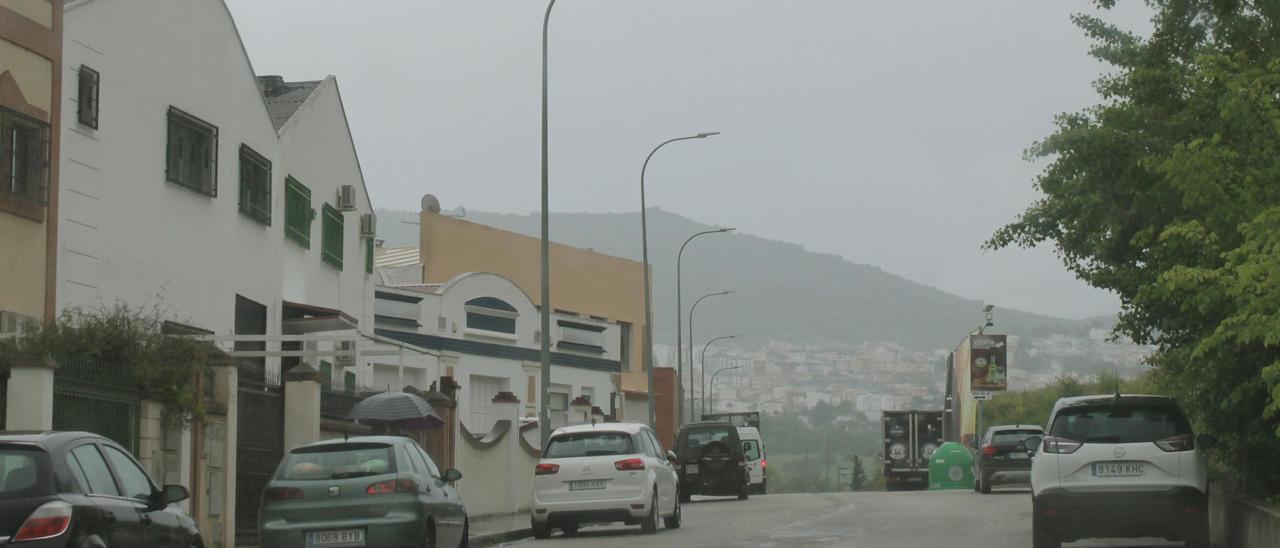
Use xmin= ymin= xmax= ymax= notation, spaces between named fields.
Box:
xmin=538 ymin=0 xmax=558 ymax=448
xmin=676 ymin=228 xmax=734 ymax=427
xmin=640 ymin=132 xmax=720 ymax=430
xmin=688 ymin=290 xmax=732 ymax=420
xmin=709 ymin=365 xmax=742 ymax=413
xmin=700 ymin=335 xmax=738 ymax=414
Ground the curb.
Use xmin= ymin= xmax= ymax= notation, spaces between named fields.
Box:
xmin=470 ymin=527 xmax=533 ymax=547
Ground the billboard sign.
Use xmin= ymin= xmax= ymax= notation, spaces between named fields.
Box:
xmin=969 ymin=334 xmax=1008 ymax=392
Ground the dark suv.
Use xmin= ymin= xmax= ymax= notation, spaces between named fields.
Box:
xmin=674 ymin=422 xmax=749 ymax=501
xmin=0 ymin=431 xmax=201 ymax=548
xmin=973 ymin=424 xmax=1043 ymax=494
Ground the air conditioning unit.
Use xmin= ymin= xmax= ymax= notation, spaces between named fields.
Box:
xmin=360 ymin=213 xmax=377 ymax=237
xmin=336 ymin=185 xmax=357 ymax=211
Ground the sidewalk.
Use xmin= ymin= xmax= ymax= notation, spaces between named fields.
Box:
xmin=470 ymin=512 xmax=533 ymax=546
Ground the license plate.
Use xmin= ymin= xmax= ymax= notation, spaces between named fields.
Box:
xmin=570 ymin=480 xmax=607 ymax=491
xmin=685 ymin=464 xmax=698 ymax=474
xmin=309 ymin=529 xmax=364 ymax=546
xmin=1008 ymin=452 xmax=1028 ymax=460
xmin=1092 ymin=463 xmax=1144 ymax=477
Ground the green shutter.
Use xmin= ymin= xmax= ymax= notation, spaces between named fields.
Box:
xmin=321 ymin=203 xmax=344 ymax=269
xmin=365 ymin=237 xmax=374 ymax=275
xmin=284 ymin=176 xmax=311 ymax=248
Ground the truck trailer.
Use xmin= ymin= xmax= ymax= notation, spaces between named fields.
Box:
xmin=882 ymin=409 xmax=944 ymax=491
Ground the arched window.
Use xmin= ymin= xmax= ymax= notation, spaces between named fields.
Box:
xmin=465 ymin=297 xmax=518 ymax=334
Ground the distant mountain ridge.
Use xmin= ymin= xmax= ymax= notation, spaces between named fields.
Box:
xmin=375 ymin=207 xmax=1108 ymax=351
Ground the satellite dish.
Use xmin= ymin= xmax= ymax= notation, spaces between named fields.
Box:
xmin=421 ymin=194 xmax=441 ymax=214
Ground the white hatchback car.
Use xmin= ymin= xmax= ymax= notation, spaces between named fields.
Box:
xmin=1028 ymin=394 xmax=1215 ymax=548
xmin=531 ymin=423 xmax=680 ymax=539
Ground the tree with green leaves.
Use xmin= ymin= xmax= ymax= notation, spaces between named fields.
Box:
xmin=988 ymin=0 xmax=1280 ymax=497
xmin=850 ymin=456 xmax=868 ymax=491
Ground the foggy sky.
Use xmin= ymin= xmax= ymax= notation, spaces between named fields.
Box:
xmin=224 ymin=1 xmax=1153 ymax=320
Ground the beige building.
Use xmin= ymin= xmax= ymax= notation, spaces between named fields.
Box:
xmin=0 ymin=0 xmax=62 ymax=328
xmin=418 ymin=205 xmax=651 ymax=397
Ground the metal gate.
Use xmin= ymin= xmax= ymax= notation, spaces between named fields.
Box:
xmin=0 ymin=369 xmax=8 ymax=429
xmin=235 ymin=362 xmax=283 ymax=545
xmin=52 ymin=358 xmax=140 ymax=452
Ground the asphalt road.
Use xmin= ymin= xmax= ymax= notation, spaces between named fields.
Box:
xmin=500 ymin=488 xmax=1184 ymax=548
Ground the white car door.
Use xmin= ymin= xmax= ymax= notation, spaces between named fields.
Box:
xmin=645 ymin=429 xmax=676 ymax=514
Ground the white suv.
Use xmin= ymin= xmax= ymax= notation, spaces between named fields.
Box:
xmin=1028 ymin=394 xmax=1215 ymax=548
xmin=531 ymin=423 xmax=680 ymax=539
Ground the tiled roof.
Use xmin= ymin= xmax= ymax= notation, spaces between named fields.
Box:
xmin=259 ymin=78 xmax=322 ymax=130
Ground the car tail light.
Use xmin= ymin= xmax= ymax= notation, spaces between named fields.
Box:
xmin=535 ymin=463 xmax=559 ymax=475
xmin=366 ymin=479 xmax=417 ymax=495
xmin=263 ymin=487 xmax=304 ymax=501
xmin=1155 ymin=434 xmax=1195 ymax=452
xmin=1041 ymin=436 xmax=1082 ymax=455
xmin=614 ymin=458 xmax=645 ymax=471
xmin=981 ymin=444 xmax=997 ymax=456
xmin=14 ymin=501 xmax=72 ymax=541
xmin=761 ymin=459 xmax=767 ymax=469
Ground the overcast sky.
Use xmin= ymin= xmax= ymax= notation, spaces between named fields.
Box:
xmin=225 ymin=1 xmax=1152 ymax=320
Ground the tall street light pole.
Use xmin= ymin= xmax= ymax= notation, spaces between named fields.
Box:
xmin=640 ymin=132 xmax=719 ymax=430
xmin=826 ymin=425 xmax=849 ymax=492
xmin=701 ymin=335 xmax=737 ymax=414
xmin=676 ymin=228 xmax=734 ymax=427
xmin=688 ymin=290 xmax=732 ymax=420
xmin=538 ymin=0 xmax=558 ymax=448
xmin=709 ymin=364 xmax=742 ymax=414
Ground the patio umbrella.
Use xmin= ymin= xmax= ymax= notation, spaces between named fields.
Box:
xmin=347 ymin=391 xmax=444 ymax=429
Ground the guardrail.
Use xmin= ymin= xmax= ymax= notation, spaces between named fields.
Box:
xmin=1210 ymin=486 xmax=1280 ymax=548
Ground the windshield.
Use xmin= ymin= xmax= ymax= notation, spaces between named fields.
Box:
xmin=1049 ymin=405 xmax=1191 ymax=444
xmin=0 ymin=447 xmax=50 ymax=500
xmin=544 ymin=432 xmax=635 ymax=458
xmin=989 ymin=430 xmax=1043 ymax=445
xmin=278 ymin=443 xmax=394 ymax=480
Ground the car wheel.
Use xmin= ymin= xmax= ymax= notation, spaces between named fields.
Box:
xmin=531 ymin=518 xmax=552 ymax=540
xmin=421 ymin=520 xmax=437 ymax=548
xmin=973 ymin=477 xmax=980 ymax=492
xmin=738 ymin=482 xmax=749 ymax=501
xmin=663 ymin=491 xmax=682 ymax=529
xmin=561 ymin=523 xmax=579 ymax=536
xmin=641 ymin=493 xmax=659 ymax=534
xmin=679 ymin=490 xmax=692 ymax=503
xmin=1031 ymin=505 xmax=1060 ymax=548
xmin=459 ymin=519 xmax=469 ymax=548
xmin=760 ymin=479 xmax=767 ymax=495
xmin=979 ymin=477 xmax=991 ymax=494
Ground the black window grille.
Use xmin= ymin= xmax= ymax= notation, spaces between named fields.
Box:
xmin=77 ymin=65 xmax=100 ymax=129
xmin=238 ymin=144 xmax=271 ymax=225
xmin=0 ymin=106 xmax=50 ymax=205
xmin=165 ymin=107 xmax=217 ymax=196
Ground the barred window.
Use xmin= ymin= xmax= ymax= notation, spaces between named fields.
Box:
xmin=1 ymin=107 xmax=50 ymax=205
xmin=165 ymin=107 xmax=217 ymax=196
xmin=238 ymin=145 xmax=271 ymax=225
xmin=77 ymin=65 xmax=99 ymax=129
xmin=321 ymin=203 xmax=344 ymax=269
xmin=284 ymin=175 xmax=313 ymax=248
xmin=465 ymin=297 xmax=518 ymax=334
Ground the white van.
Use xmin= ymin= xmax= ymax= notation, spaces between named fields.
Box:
xmin=737 ymin=426 xmax=767 ymax=494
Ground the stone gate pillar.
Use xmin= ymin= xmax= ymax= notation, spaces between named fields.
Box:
xmin=7 ymin=356 xmax=56 ymax=430
xmin=283 ymin=364 xmax=323 ymax=450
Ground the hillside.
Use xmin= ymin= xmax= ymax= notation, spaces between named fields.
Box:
xmin=376 ymin=207 xmax=1106 ymax=351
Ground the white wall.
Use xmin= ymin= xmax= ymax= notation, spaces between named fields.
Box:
xmin=59 ymin=1 xmax=373 ymax=352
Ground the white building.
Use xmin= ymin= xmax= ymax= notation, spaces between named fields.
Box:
xmin=371 ymin=272 xmax=623 ymax=435
xmin=58 ymin=0 xmax=375 ymax=380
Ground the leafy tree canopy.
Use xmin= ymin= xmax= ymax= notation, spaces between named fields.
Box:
xmin=988 ymin=0 xmax=1280 ymax=497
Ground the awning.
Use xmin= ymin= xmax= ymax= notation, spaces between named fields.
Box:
xmin=282 ymin=301 xmax=358 ymax=334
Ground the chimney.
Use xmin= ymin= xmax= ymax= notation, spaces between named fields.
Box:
xmin=257 ymin=75 xmax=285 ymax=97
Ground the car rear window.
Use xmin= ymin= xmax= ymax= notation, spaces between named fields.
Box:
xmin=278 ymin=443 xmax=395 ymax=480
xmin=544 ymin=432 xmax=634 ymax=458
xmin=683 ymin=426 xmax=735 ymax=451
xmin=1050 ymin=404 xmax=1191 ymax=444
xmin=0 ymin=446 xmax=52 ymax=500
xmin=743 ymin=440 xmax=762 ymax=460
xmin=990 ymin=430 xmax=1043 ymax=445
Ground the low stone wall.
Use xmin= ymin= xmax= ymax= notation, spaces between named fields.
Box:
xmin=1210 ymin=486 xmax=1280 ymax=548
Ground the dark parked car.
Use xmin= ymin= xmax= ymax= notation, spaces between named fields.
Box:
xmin=258 ymin=436 xmax=468 ymax=548
xmin=674 ymin=422 xmax=749 ymax=501
xmin=0 ymin=431 xmax=200 ymax=548
xmin=972 ymin=424 xmax=1044 ymax=493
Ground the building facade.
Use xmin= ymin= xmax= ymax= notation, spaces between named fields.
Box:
xmin=0 ymin=0 xmax=61 ymax=329
xmin=58 ymin=0 xmax=375 ymax=372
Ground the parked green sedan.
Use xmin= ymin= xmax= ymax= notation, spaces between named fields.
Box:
xmin=259 ymin=436 xmax=468 ymax=548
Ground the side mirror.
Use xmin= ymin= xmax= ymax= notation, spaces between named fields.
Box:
xmin=443 ymin=468 xmax=463 ymax=483
xmin=1197 ymin=433 xmax=1217 ymax=450
xmin=666 ymin=450 xmax=678 ymax=463
xmin=1023 ymin=437 xmax=1043 ymax=453
xmin=154 ymin=484 xmax=189 ymax=509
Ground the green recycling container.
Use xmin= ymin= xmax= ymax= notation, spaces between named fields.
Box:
xmin=928 ymin=442 xmax=974 ymax=490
